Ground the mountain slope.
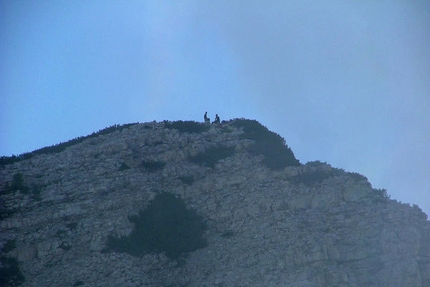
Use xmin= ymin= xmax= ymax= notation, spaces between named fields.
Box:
xmin=1 ymin=119 xmax=429 ymax=287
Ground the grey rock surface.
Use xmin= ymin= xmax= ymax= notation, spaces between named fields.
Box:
xmin=1 ymin=120 xmax=429 ymax=287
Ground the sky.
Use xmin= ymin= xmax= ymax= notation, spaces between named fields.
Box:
xmin=1 ymin=1 xmax=429 ymax=216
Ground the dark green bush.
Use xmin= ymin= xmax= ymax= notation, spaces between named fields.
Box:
xmin=2 ymin=240 xmax=16 ymax=253
xmin=59 ymin=242 xmax=72 ymax=251
xmin=164 ymin=120 xmax=209 ymax=134
xmin=2 ymin=174 xmax=44 ymax=201
xmin=118 ymin=162 xmax=130 ymax=171
xmin=66 ymin=222 xmax=78 ymax=230
xmin=31 ymin=185 xmax=43 ymax=201
xmin=371 ymin=188 xmax=390 ymax=202
xmin=0 ymin=155 xmax=19 ymax=165
xmin=293 ymin=163 xmax=370 ymax=186
xmin=305 ymin=160 xmax=327 ymax=167
xmin=380 ymin=189 xmax=390 ymax=199
xmin=346 ymin=172 xmax=368 ymax=182
xmin=221 ymin=230 xmax=234 ymax=238
xmin=140 ymin=161 xmax=166 ymax=172
xmin=189 ymin=145 xmax=236 ymax=168
xmin=178 ymin=176 xmax=195 ymax=185
xmin=231 ymin=119 xmax=300 ymax=170
xmin=0 ymin=257 xmax=25 ymax=287
xmin=4 ymin=173 xmax=29 ymax=194
xmin=0 ymin=207 xmax=18 ymax=221
xmin=106 ymin=192 xmax=207 ymax=260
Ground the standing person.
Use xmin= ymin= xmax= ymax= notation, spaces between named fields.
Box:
xmin=204 ymin=112 xmax=210 ymax=125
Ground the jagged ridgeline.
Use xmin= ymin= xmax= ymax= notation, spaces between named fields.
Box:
xmin=165 ymin=119 xmax=300 ymax=169
xmin=1 ymin=119 xmax=300 ymax=170
xmin=1 ymin=119 xmax=429 ymax=287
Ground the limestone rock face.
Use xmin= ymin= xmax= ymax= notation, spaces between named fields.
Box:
xmin=1 ymin=120 xmax=429 ymax=287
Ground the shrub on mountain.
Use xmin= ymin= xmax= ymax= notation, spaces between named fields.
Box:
xmin=106 ymin=192 xmax=207 ymax=260
xmin=118 ymin=162 xmax=130 ymax=171
xmin=164 ymin=120 xmax=209 ymax=134
xmin=371 ymin=188 xmax=391 ymax=203
xmin=231 ymin=119 xmax=300 ymax=170
xmin=0 ymin=257 xmax=25 ymax=287
xmin=4 ymin=173 xmax=29 ymax=194
xmin=178 ymin=176 xmax=195 ymax=185
xmin=139 ymin=161 xmax=166 ymax=172
xmin=189 ymin=145 xmax=236 ymax=168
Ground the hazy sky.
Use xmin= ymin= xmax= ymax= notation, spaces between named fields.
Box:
xmin=1 ymin=1 xmax=429 ymax=216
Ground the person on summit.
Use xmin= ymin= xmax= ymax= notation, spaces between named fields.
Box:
xmin=204 ymin=112 xmax=210 ymax=125
xmin=213 ymin=114 xmax=220 ymax=124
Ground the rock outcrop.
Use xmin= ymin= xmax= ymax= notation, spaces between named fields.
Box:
xmin=1 ymin=119 xmax=429 ymax=287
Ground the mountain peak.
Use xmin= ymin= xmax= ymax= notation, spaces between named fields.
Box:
xmin=1 ymin=119 xmax=429 ymax=286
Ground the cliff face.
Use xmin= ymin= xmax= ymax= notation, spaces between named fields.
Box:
xmin=1 ymin=120 xmax=429 ymax=287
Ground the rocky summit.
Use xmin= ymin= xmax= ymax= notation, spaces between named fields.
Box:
xmin=1 ymin=119 xmax=429 ymax=287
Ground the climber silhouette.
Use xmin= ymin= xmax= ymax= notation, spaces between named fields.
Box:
xmin=213 ymin=114 xmax=220 ymax=124
xmin=204 ymin=112 xmax=210 ymax=125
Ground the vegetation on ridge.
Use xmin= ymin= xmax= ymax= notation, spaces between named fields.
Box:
xmin=230 ymin=119 xmax=300 ymax=170
xmin=0 ymin=123 xmax=138 ymax=166
xmin=292 ymin=161 xmax=368 ymax=186
xmin=164 ymin=120 xmax=209 ymax=134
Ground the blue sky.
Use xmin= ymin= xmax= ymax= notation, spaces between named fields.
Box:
xmin=1 ymin=1 xmax=429 ymax=216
